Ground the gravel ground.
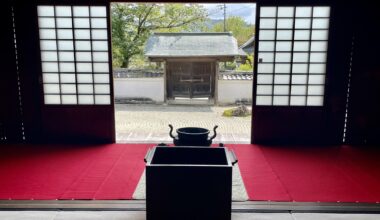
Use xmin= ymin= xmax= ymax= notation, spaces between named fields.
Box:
xmin=115 ymin=104 xmax=251 ymax=143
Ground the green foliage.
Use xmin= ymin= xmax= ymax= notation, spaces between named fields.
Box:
xmin=237 ymin=55 xmax=254 ymax=71
xmin=111 ymin=3 xmax=207 ymax=68
xmin=209 ymin=16 xmax=255 ymax=46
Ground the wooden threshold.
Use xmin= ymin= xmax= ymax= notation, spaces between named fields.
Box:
xmin=0 ymin=200 xmax=380 ymax=213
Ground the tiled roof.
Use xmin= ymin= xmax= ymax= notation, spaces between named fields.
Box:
xmin=145 ymin=32 xmax=239 ymax=58
xmin=113 ymin=69 xmax=163 ymax=78
xmin=219 ymin=71 xmax=253 ymax=80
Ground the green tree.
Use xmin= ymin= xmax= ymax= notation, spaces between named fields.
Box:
xmin=210 ymin=16 xmax=254 ymax=46
xmin=112 ymin=3 xmax=207 ymax=68
xmin=237 ymin=54 xmax=254 ymax=71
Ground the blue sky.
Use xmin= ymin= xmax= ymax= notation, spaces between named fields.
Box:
xmin=200 ymin=3 xmax=256 ymax=25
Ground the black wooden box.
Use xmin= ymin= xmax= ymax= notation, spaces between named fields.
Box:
xmin=145 ymin=146 xmax=236 ymax=220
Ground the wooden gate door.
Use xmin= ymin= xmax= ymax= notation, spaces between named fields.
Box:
xmin=167 ymin=61 xmax=214 ymax=99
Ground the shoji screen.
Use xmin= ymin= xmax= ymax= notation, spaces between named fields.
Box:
xmin=38 ymin=5 xmax=111 ymax=105
xmin=251 ymin=4 xmax=342 ymax=145
xmin=256 ymin=6 xmax=330 ymax=106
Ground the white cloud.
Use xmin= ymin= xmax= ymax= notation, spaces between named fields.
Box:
xmin=200 ymin=3 xmax=256 ymax=24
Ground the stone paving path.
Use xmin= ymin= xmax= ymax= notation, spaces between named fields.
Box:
xmin=115 ymin=104 xmax=251 ymax=144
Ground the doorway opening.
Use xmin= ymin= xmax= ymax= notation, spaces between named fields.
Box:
xmin=111 ymin=3 xmax=256 ymax=143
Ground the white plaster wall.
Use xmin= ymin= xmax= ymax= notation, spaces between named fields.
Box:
xmin=217 ymin=80 xmax=253 ymax=104
xmin=114 ymin=78 xmax=164 ymax=103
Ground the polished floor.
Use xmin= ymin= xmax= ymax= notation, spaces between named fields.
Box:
xmin=0 ymin=211 xmax=380 ymax=220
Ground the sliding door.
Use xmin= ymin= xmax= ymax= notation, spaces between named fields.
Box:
xmin=252 ymin=2 xmax=350 ymax=144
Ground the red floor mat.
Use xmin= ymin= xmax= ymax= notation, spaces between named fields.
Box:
xmin=231 ymin=144 xmax=380 ymax=203
xmin=1 ymin=144 xmax=379 ymax=202
xmin=0 ymin=144 xmax=152 ymax=200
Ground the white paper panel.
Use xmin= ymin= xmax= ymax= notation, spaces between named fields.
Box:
xmin=313 ymin=7 xmax=330 ymax=18
xmin=308 ymin=85 xmax=324 ymax=95
xmin=42 ymin=62 xmax=58 ymax=72
xmin=274 ymin=64 xmax=291 ymax=73
xmin=59 ymin=63 xmax=75 ymax=72
xmin=44 ymin=84 xmax=60 ymax=93
xmin=60 ymin=74 xmax=76 ymax=83
xmin=310 ymin=41 xmax=328 ymax=51
xmin=276 ymin=30 xmax=293 ymax=40
xmin=259 ymin=41 xmax=275 ymax=51
xmin=308 ymin=75 xmax=325 ymax=84
xmin=58 ymin=41 xmax=74 ymax=50
xmin=277 ymin=19 xmax=293 ymax=29
xmin=75 ymin=30 xmax=90 ymax=39
xmin=74 ymin=18 xmax=90 ymax=28
xmin=92 ymin=41 xmax=108 ymax=51
xmin=43 ymin=73 xmax=59 ymax=83
xmin=276 ymin=41 xmax=292 ymax=51
xmin=273 ymin=96 xmax=289 ymax=106
xmin=76 ymin=52 xmax=92 ymax=62
xmin=311 ymin=30 xmax=329 ymax=40
xmin=258 ymin=53 xmax=274 ymax=63
xmin=294 ymin=30 xmax=310 ymax=40
xmin=293 ymin=42 xmax=310 ymax=51
xmin=61 ymin=95 xmax=77 ymax=104
xmin=41 ymin=52 xmax=57 ymax=61
xmin=61 ymin=84 xmax=77 ymax=94
xmin=55 ymin=6 xmax=72 ymax=17
xmin=73 ymin=6 xmax=89 ymax=17
xmin=78 ymin=95 xmax=94 ymax=105
xmin=38 ymin=6 xmax=54 ymax=17
xmin=93 ymin=63 xmax=109 ymax=72
xmin=44 ymin=95 xmax=61 ymax=104
xmin=38 ymin=18 xmax=55 ymax=28
xmin=93 ymin=52 xmax=109 ymax=62
xmin=59 ymin=52 xmax=74 ymax=61
xmin=95 ymin=95 xmax=110 ymax=105
xmin=77 ymin=74 xmax=93 ymax=83
xmin=290 ymin=96 xmax=306 ymax=106
xmin=257 ymin=74 xmax=273 ymax=84
xmin=94 ymin=74 xmax=109 ymax=83
xmin=257 ymin=85 xmax=272 ymax=95
xmin=258 ymin=64 xmax=273 ymax=73
xmin=260 ymin=7 xmax=276 ymax=17
xmin=295 ymin=7 xmax=312 ymax=17
xmin=309 ymin=64 xmax=326 ymax=74
xmin=95 ymin=84 xmax=110 ymax=94
xmin=274 ymin=75 xmax=290 ymax=84
xmin=39 ymin=29 xmax=56 ymax=39
xmin=274 ymin=85 xmax=289 ymax=95
xmin=78 ymin=84 xmax=93 ymax=94
xmin=292 ymin=75 xmax=307 ymax=84
xmin=307 ymin=96 xmax=324 ymax=106
xmin=312 ymin=18 xmax=329 ymax=29
xmin=92 ymin=30 xmax=108 ymax=40
xmin=291 ymin=85 xmax=307 ymax=95
xmin=75 ymin=41 xmax=91 ymax=51
xmin=91 ymin=18 xmax=107 ymax=28
xmin=277 ymin=7 xmax=294 ymax=17
xmin=56 ymin=18 xmax=72 ymax=28
xmin=256 ymin=96 xmax=272 ymax=105
xmin=76 ymin=63 xmax=92 ymax=72
xmin=40 ymin=40 xmax=57 ymax=50
xmin=57 ymin=29 xmax=73 ymax=39
xmin=293 ymin=53 xmax=309 ymax=62
xmin=292 ymin=64 xmax=308 ymax=73
xmin=275 ymin=53 xmax=291 ymax=62
xmin=310 ymin=53 xmax=327 ymax=63
xmin=91 ymin=6 xmax=107 ymax=17
xmin=295 ymin=19 xmax=311 ymax=29
xmin=260 ymin=19 xmax=276 ymax=29
xmin=259 ymin=30 xmax=275 ymax=40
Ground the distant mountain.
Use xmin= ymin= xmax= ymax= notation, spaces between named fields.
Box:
xmin=204 ymin=19 xmax=224 ymax=29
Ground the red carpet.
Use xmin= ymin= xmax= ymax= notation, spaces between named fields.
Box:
xmin=0 ymin=144 xmax=380 ymax=202
xmin=230 ymin=144 xmax=380 ymax=203
xmin=0 ymin=144 xmax=152 ymax=200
